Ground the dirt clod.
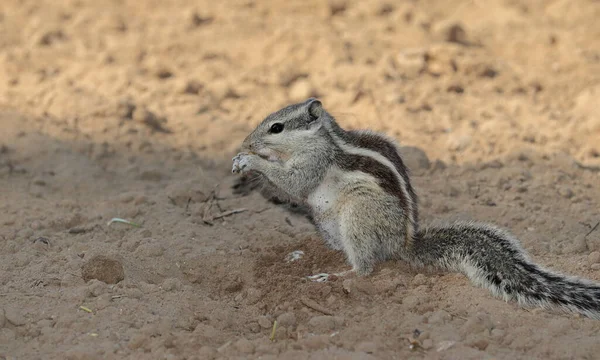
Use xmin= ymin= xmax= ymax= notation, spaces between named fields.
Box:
xmin=81 ymin=256 xmax=125 ymax=284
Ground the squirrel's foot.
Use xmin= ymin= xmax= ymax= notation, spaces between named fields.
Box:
xmin=307 ymin=269 xmax=354 ymax=282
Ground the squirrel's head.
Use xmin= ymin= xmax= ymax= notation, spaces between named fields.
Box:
xmin=240 ymin=98 xmax=331 ymax=162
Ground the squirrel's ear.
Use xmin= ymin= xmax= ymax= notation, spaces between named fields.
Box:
xmin=307 ymin=98 xmax=323 ymax=121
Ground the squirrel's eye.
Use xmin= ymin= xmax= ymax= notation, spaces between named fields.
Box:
xmin=269 ymin=123 xmax=284 ymax=134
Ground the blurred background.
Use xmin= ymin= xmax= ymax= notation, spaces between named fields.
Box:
xmin=0 ymin=0 xmax=599 ymax=165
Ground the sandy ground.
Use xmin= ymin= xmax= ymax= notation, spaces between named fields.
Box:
xmin=1 ymin=0 xmax=600 ymax=359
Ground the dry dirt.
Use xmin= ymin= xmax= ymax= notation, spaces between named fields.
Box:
xmin=1 ymin=0 xmax=600 ymax=359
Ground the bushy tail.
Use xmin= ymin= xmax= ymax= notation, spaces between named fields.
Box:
xmin=411 ymin=221 xmax=600 ymax=320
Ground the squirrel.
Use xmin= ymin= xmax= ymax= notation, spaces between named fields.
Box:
xmin=231 ymin=98 xmax=600 ymax=320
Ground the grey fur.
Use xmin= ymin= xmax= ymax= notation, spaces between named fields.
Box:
xmin=231 ymin=99 xmax=600 ymax=320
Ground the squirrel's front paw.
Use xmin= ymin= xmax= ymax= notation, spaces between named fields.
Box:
xmin=232 ymin=153 xmax=257 ymax=174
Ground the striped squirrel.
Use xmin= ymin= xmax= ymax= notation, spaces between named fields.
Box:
xmin=231 ymin=98 xmax=600 ymax=320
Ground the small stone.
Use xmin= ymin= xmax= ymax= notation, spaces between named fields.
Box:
xmin=422 ymin=338 xmax=433 ymax=349
xmin=400 ymin=146 xmax=431 ymax=172
xmin=118 ymin=193 xmax=135 ymax=203
xmin=132 ymin=107 xmax=169 ymax=132
xmin=248 ymin=322 xmax=261 ymax=333
xmin=135 ymin=241 xmax=165 ymax=257
xmin=190 ymin=12 xmax=214 ymax=27
xmin=428 ymin=310 xmax=451 ymax=324
xmin=467 ymin=337 xmax=489 ymax=351
xmin=258 ymin=316 xmax=271 ymax=329
xmin=246 ymin=288 xmax=262 ymax=305
xmin=162 ymin=278 xmax=182 ymax=292
xmin=235 ymin=338 xmax=255 ymax=354
xmin=436 ymin=340 xmax=456 ymax=352
xmin=128 ymin=334 xmax=148 ymax=350
xmin=491 ymin=328 xmax=505 ymax=339
xmin=38 ymin=29 xmax=67 ymax=46
xmin=308 ymin=315 xmax=339 ymax=333
xmin=4 ymin=307 xmax=26 ymax=326
xmin=277 ymin=312 xmax=297 ymax=328
xmin=412 ymin=274 xmax=427 ymax=286
xmin=289 ymin=79 xmax=315 ymax=102
xmin=558 ymin=187 xmax=574 ymax=199
xmin=392 ymin=48 xmax=426 ymax=78
xmin=88 ymin=279 xmax=108 ymax=297
xmin=155 ymin=67 xmax=173 ymax=79
xmin=328 ymin=0 xmax=347 ymax=16
xmin=342 ymin=279 xmax=353 ymax=294
xmin=588 ymin=252 xmax=600 ymax=265
xmin=460 ymin=312 xmax=493 ymax=338
xmin=30 ymin=220 xmax=43 ymax=230
xmin=435 ymin=21 xmax=468 ymax=44
xmin=301 ymin=335 xmax=330 ymax=350
xmin=591 ymin=264 xmax=600 ymax=270
xmin=448 ymin=134 xmax=472 ymax=151
xmin=81 ymin=255 xmax=125 ymax=284
xmin=180 ymin=79 xmax=203 ymax=94
xmin=402 ymin=295 xmax=420 ymax=310
xmin=117 ymin=99 xmax=136 ymax=119
xmin=138 ymin=169 xmax=165 ymax=182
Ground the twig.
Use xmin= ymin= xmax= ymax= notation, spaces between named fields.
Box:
xmin=210 ymin=208 xmax=247 ymax=220
xmin=300 ymin=296 xmax=334 ymax=315
xmin=585 ymin=222 xmax=600 ymax=238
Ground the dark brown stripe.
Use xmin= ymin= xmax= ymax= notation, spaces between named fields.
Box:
xmin=345 ymin=130 xmax=419 ymax=225
xmin=336 ymin=152 xmax=407 ymax=208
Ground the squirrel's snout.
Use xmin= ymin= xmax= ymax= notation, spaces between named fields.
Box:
xmin=240 ymin=137 xmax=253 ymax=152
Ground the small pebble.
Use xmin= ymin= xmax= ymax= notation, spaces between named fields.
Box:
xmin=246 ymin=288 xmax=262 ymax=305
xmin=116 ymin=99 xmax=136 ymax=119
xmin=162 ymin=278 xmax=182 ymax=292
xmin=468 ymin=337 xmax=489 ymax=351
xmin=460 ymin=312 xmax=493 ymax=338
xmin=428 ymin=309 xmax=451 ymax=324
xmin=328 ymin=0 xmax=347 ymax=16
xmin=400 ymin=146 xmax=431 ymax=173
xmin=235 ymin=338 xmax=255 ymax=354
xmin=412 ymin=274 xmax=427 ymax=286
xmin=558 ymin=187 xmax=574 ymax=199
xmin=491 ymin=328 xmax=505 ymax=339
xmin=422 ymin=338 xmax=433 ymax=349
xmin=308 ymin=315 xmax=344 ymax=333
xmin=301 ymin=334 xmax=329 ymax=350
xmin=88 ymin=279 xmax=108 ymax=297
xmin=588 ymin=251 xmax=600 ymax=265
xmin=402 ymin=295 xmax=420 ymax=310
xmin=257 ymin=316 xmax=271 ymax=329
xmin=180 ymin=79 xmax=203 ymax=94
xmin=277 ymin=312 xmax=297 ymax=328
xmin=4 ymin=307 xmax=26 ymax=326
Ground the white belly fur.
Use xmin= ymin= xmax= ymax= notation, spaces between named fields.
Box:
xmin=307 ymin=168 xmax=379 ymax=248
